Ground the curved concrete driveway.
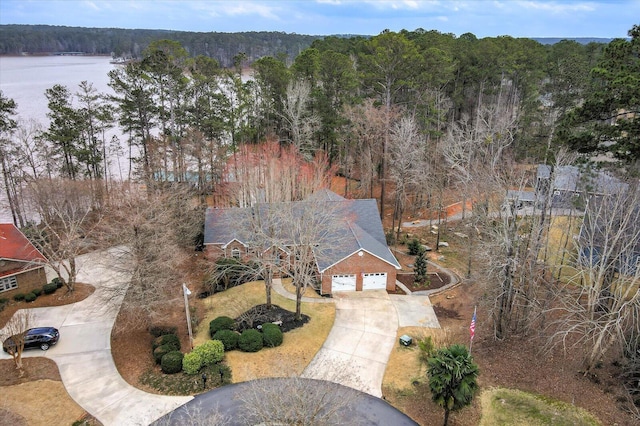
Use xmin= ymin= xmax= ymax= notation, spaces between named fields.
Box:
xmin=0 ymin=248 xmax=191 ymax=426
xmin=301 ymin=290 xmax=397 ymax=398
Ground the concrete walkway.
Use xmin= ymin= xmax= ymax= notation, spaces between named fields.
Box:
xmin=0 ymin=248 xmax=191 ymax=426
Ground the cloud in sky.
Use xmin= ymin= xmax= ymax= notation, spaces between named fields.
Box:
xmin=0 ymin=0 xmax=637 ymax=38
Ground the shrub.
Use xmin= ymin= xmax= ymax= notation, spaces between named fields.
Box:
xmin=32 ymin=288 xmax=43 ymax=297
xmin=193 ymin=340 xmax=224 ymax=366
xmin=209 ymin=316 xmax=236 ymax=337
xmin=51 ymin=277 xmax=64 ymax=289
xmin=261 ymin=323 xmax=283 ymax=348
xmin=238 ymin=329 xmax=263 ymax=352
xmin=408 ymin=238 xmax=424 ymax=255
xmin=161 ymin=351 xmax=184 ymax=374
xmin=212 ymin=329 xmax=239 ymax=351
xmin=43 ymin=283 xmax=58 ymax=295
xmin=152 ymin=334 xmax=181 ymax=351
xmin=13 ymin=293 xmax=26 ymax=302
xmin=182 ymin=351 xmax=203 ymax=375
xmin=24 ymin=292 xmax=37 ymax=302
xmin=148 ymin=325 xmax=178 ymax=338
xmin=153 ymin=344 xmax=176 ymax=364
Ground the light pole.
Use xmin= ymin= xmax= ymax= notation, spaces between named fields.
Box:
xmin=183 ymin=283 xmax=193 ymax=349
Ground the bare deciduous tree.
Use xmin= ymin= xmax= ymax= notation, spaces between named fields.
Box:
xmin=23 ymin=178 xmax=100 ymax=292
xmin=0 ymin=310 xmax=33 ymax=375
xmin=547 ymin=184 xmax=640 ymax=373
xmin=280 ymin=79 xmax=320 ymax=157
xmin=97 ymin=183 xmax=203 ymax=329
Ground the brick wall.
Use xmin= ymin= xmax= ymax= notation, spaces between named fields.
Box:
xmin=320 ymin=251 xmax=397 ymax=294
xmin=1 ymin=267 xmax=48 ymax=298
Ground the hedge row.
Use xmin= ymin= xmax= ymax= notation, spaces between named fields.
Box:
xmin=208 ymin=316 xmax=283 ymax=353
xmin=12 ymin=278 xmax=64 ymax=303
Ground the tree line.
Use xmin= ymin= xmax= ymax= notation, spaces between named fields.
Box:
xmin=0 ymin=24 xmax=322 ymax=67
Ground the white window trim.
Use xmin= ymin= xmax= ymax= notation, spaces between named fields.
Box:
xmin=0 ymin=275 xmax=18 ymax=293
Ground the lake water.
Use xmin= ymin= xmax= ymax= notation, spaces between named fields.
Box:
xmin=0 ymin=56 xmax=117 ymax=223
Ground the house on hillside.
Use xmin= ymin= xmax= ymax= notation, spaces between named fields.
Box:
xmin=536 ymin=165 xmax=627 ymax=208
xmin=203 ymin=190 xmax=401 ymax=295
xmin=0 ymin=223 xmax=48 ymax=297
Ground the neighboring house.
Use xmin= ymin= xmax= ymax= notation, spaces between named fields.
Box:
xmin=0 ymin=223 xmax=48 ymax=297
xmin=204 ymin=190 xmax=401 ymax=294
xmin=536 ymin=164 xmax=627 ymax=208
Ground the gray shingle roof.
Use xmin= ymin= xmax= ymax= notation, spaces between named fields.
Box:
xmin=204 ymin=191 xmax=400 ymax=271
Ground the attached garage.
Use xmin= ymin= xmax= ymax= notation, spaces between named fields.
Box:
xmin=362 ymin=273 xmax=387 ymax=290
xmin=331 ymin=274 xmax=356 ymax=292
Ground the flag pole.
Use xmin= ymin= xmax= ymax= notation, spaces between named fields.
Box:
xmin=469 ymin=305 xmax=477 ymax=355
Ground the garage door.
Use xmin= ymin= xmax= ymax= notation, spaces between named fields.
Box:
xmin=363 ymin=273 xmax=387 ymax=290
xmin=332 ymin=274 xmax=356 ymax=292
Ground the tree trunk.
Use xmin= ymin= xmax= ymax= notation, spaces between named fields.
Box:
xmin=265 ymin=266 xmax=272 ymax=309
xmin=443 ymin=408 xmax=450 ymax=426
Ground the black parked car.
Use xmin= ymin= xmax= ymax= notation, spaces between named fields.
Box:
xmin=3 ymin=327 xmax=60 ymax=352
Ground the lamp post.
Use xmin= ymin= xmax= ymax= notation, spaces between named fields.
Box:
xmin=183 ymin=283 xmax=193 ymax=349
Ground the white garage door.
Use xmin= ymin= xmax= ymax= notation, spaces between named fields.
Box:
xmin=363 ymin=273 xmax=387 ymax=290
xmin=332 ymin=274 xmax=356 ymax=292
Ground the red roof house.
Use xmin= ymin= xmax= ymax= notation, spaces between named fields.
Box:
xmin=0 ymin=223 xmax=48 ymax=296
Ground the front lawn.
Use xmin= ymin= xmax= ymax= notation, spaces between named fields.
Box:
xmin=195 ymin=280 xmax=335 ymax=382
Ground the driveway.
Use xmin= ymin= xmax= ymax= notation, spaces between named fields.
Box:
xmin=1 ymin=247 xmax=191 ymax=426
xmin=272 ymin=280 xmax=440 ymax=399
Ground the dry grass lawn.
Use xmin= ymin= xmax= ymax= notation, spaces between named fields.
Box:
xmin=1 ymin=380 xmax=88 ymax=426
xmin=194 ymin=280 xmax=335 ymax=382
xmin=382 ymin=326 xmax=454 ymax=392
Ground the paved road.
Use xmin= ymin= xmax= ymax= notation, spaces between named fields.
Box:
xmin=0 ymin=248 xmax=191 ymax=426
xmin=151 ymin=378 xmax=418 ymax=426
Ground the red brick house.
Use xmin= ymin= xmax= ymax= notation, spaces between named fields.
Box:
xmin=203 ymin=190 xmax=400 ymax=294
xmin=0 ymin=223 xmax=48 ymax=297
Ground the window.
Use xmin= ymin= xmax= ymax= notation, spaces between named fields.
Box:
xmin=231 ymin=248 xmax=241 ymax=260
xmin=0 ymin=276 xmax=18 ymax=293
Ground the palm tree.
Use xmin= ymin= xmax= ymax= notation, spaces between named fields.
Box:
xmin=427 ymin=344 xmax=479 ymax=426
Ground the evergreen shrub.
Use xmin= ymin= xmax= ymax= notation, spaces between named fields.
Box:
xmin=161 ymin=351 xmax=184 ymax=374
xmin=193 ymin=340 xmax=225 ymax=366
xmin=43 ymin=283 xmax=58 ymax=294
xmin=153 ymin=344 xmax=176 ymax=364
xmin=212 ymin=329 xmax=239 ymax=350
xmin=239 ymin=329 xmax=263 ymax=352
xmin=261 ymin=323 xmax=283 ymax=347
xmin=24 ymin=292 xmax=37 ymax=302
xmin=209 ymin=316 xmax=236 ymax=337
xmin=182 ymin=351 xmax=202 ymax=375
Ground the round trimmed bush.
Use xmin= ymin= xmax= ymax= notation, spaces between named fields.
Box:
xmin=13 ymin=293 xmax=26 ymax=302
xmin=182 ymin=351 xmax=202 ymax=375
xmin=193 ymin=340 xmax=224 ymax=366
xmin=212 ymin=329 xmax=239 ymax=351
xmin=43 ymin=283 xmax=58 ymax=295
xmin=153 ymin=344 xmax=176 ymax=364
xmin=238 ymin=329 xmax=263 ymax=352
xmin=161 ymin=351 xmax=184 ymax=374
xmin=209 ymin=316 xmax=235 ymax=337
xmin=51 ymin=277 xmax=64 ymax=289
xmin=24 ymin=292 xmax=37 ymax=303
xmin=152 ymin=333 xmax=181 ymax=351
xmin=261 ymin=323 xmax=283 ymax=348
xmin=32 ymin=288 xmax=43 ymax=297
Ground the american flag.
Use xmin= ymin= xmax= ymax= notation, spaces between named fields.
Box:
xmin=470 ymin=308 xmax=476 ymax=341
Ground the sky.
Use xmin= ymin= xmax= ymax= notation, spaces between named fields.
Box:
xmin=0 ymin=0 xmax=637 ymax=39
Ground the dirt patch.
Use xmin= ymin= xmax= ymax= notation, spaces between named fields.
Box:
xmin=396 ymin=272 xmax=450 ymax=293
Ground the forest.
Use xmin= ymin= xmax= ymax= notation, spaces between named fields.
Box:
xmin=0 ymin=24 xmax=323 ymax=67
xmin=0 ymin=24 xmax=639 ymax=423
